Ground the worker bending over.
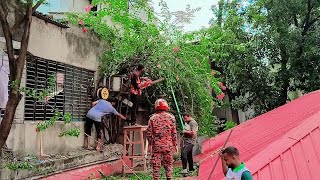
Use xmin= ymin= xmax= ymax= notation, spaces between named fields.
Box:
xmin=84 ymin=99 xmax=127 ymax=151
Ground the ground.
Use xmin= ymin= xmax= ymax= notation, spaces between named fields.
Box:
xmin=106 ymin=162 xmax=198 ymax=180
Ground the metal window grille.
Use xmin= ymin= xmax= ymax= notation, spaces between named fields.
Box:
xmin=0 ymin=109 xmax=4 ymax=122
xmin=25 ymin=56 xmax=94 ymax=121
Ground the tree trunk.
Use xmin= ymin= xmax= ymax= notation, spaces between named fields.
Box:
xmin=0 ymin=0 xmax=33 ymax=150
xmin=226 ymin=89 xmax=240 ymax=124
xmin=278 ymin=44 xmax=290 ymax=106
xmin=0 ymin=90 xmax=21 ymax=149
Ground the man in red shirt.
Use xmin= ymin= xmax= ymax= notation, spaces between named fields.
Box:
xmin=129 ymin=64 xmax=145 ymax=125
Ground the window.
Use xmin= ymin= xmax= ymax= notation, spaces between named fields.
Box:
xmin=25 ymin=56 xmax=94 ymax=121
xmin=0 ymin=109 xmax=4 ymax=121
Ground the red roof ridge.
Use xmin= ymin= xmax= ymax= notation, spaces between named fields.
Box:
xmin=201 ymin=89 xmax=320 ymax=154
xmin=304 ymin=89 xmax=320 ymax=95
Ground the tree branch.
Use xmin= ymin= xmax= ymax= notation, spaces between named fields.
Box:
xmin=19 ymin=0 xmax=33 ymax=60
xmin=0 ymin=2 xmax=8 ymax=17
xmin=0 ymin=3 xmax=15 ymax=61
xmin=11 ymin=0 xmax=45 ymax=34
xmin=293 ymin=14 xmax=299 ymax=27
xmin=301 ymin=0 xmax=313 ymax=29
xmin=10 ymin=0 xmax=32 ymax=84
xmin=307 ymin=15 xmax=320 ymax=28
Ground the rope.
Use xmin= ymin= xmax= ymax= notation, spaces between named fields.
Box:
xmin=40 ymin=100 xmax=141 ymax=180
xmin=74 ymin=127 xmax=142 ymax=180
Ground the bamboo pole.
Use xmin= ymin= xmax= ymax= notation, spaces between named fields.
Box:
xmin=171 ymin=86 xmax=184 ymax=129
xmin=207 ymin=129 xmax=233 ymax=180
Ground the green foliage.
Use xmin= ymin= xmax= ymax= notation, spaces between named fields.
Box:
xmin=206 ymin=0 xmax=320 ymax=116
xmin=223 ymin=121 xmax=237 ymax=131
xmin=68 ymin=0 xmax=320 ymax=135
xmin=20 ymin=74 xmax=55 ymax=102
xmin=68 ymin=0 xmax=228 ymax=137
xmin=59 ymin=127 xmax=81 ymax=138
xmin=247 ymin=0 xmax=320 ymax=92
xmin=36 ymin=111 xmax=62 ymax=132
xmin=6 ymin=161 xmax=34 ymax=171
xmin=62 ymin=113 xmax=72 ymax=124
xmin=105 ymin=167 xmax=184 ymax=180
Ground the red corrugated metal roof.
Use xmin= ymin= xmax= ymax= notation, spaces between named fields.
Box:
xmin=198 ymin=90 xmax=320 ymax=180
xmin=249 ymin=113 xmax=320 ymax=180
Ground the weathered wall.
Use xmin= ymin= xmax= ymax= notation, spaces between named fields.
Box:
xmin=6 ymin=122 xmax=86 ymax=156
xmin=28 ymin=16 xmax=106 ymax=71
xmin=213 ymin=95 xmax=254 ymax=124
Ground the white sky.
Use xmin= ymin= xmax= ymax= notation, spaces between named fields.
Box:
xmin=152 ymin=0 xmax=219 ymax=32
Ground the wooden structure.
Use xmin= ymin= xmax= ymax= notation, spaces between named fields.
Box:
xmin=122 ymin=125 xmax=148 ymax=173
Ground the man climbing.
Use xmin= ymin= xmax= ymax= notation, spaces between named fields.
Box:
xmin=129 ymin=64 xmax=145 ymax=125
xmin=146 ymin=99 xmax=178 ymax=180
xmin=220 ymin=146 xmax=253 ymax=180
xmin=181 ymin=113 xmax=198 ymax=175
xmin=84 ymin=99 xmax=127 ymax=151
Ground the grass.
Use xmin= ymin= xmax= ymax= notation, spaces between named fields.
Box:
xmin=105 ymin=166 xmax=195 ymax=180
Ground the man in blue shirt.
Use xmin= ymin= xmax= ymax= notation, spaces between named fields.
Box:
xmin=84 ymin=100 xmax=127 ymax=151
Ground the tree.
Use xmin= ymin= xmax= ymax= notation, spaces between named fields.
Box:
xmin=206 ymin=0 xmax=277 ymax=116
xmin=0 ymin=0 xmax=45 ymax=150
xmin=205 ymin=0 xmax=320 ymax=117
xmin=69 ymin=0 xmax=226 ymax=136
xmin=248 ymin=0 xmax=320 ymax=97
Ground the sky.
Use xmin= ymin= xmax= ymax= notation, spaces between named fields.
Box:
xmin=151 ymin=0 xmax=218 ymax=32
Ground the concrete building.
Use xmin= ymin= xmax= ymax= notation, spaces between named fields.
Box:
xmin=37 ymin=0 xmax=154 ymax=24
xmin=37 ymin=0 xmax=91 ymax=20
xmin=0 ymin=1 xmax=157 ymax=179
xmin=0 ymin=0 xmax=155 ymax=158
xmin=0 ymin=10 xmax=105 ymax=157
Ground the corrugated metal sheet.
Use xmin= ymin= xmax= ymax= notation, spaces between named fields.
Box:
xmin=249 ymin=113 xmax=320 ymax=180
xmin=198 ymin=90 xmax=320 ymax=180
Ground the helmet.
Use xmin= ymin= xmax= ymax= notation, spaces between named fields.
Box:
xmin=155 ymin=98 xmax=169 ymax=111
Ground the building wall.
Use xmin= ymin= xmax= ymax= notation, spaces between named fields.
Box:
xmin=38 ymin=0 xmax=90 ymax=15
xmin=1 ymin=15 xmax=106 ymax=156
xmin=6 ymin=121 xmax=86 ymax=156
xmin=213 ymin=95 xmax=254 ymax=124
xmin=28 ymin=16 xmax=105 ymax=71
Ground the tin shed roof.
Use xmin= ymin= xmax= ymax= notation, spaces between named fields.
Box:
xmin=198 ymin=90 xmax=320 ymax=180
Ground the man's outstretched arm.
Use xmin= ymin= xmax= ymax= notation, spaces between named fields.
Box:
xmin=116 ymin=113 xmax=127 ymax=120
